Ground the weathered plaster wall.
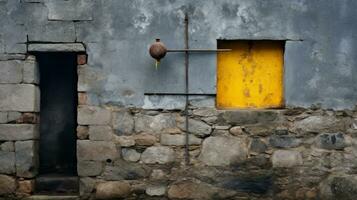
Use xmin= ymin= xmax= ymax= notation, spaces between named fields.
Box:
xmin=0 ymin=0 xmax=356 ymax=109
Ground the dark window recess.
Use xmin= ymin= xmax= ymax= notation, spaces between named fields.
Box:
xmin=35 ymin=53 xmax=78 ymax=194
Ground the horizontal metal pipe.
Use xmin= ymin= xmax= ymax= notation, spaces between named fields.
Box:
xmin=167 ymin=49 xmax=231 ymax=52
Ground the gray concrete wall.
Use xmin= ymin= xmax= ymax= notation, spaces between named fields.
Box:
xmin=0 ymin=0 xmax=356 ymax=109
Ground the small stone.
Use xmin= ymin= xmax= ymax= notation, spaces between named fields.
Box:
xmin=219 ymin=110 xmax=278 ymax=125
xmin=315 ymin=132 xmax=347 ymax=150
xmin=1 ymin=141 xmax=14 ymax=152
xmin=150 ymin=169 xmax=167 ymax=180
xmin=77 ymin=140 xmax=119 ymax=162
xmin=17 ymin=113 xmax=38 ymax=124
xmin=319 ymin=175 xmax=357 ymax=200
xmin=229 ymin=126 xmax=243 ymax=136
xmin=95 ymin=181 xmax=131 ymax=199
xmin=18 ymin=180 xmax=34 ymax=194
xmin=7 ymin=112 xmax=21 ymax=122
xmin=78 ymin=92 xmax=87 ymax=105
xmin=291 ymin=116 xmax=346 ymax=133
xmin=272 ymin=150 xmax=302 ymax=168
xmin=77 ymin=126 xmax=89 ymax=140
xmin=77 ymin=54 xmax=87 ymax=65
xmin=141 ymin=146 xmax=175 ymax=164
xmin=146 ymin=185 xmax=166 ymax=196
xmin=77 ymin=106 xmax=111 ymax=125
xmin=112 ymin=110 xmax=134 ymax=135
xmin=213 ymin=125 xmax=230 ymax=130
xmin=0 ymin=151 xmax=15 ymax=174
xmin=250 ymin=138 xmax=267 ymax=153
xmin=0 ymin=175 xmax=16 ymax=195
xmin=269 ymin=135 xmax=301 ymax=148
xmin=116 ymin=136 xmax=135 ymax=147
xmin=199 ymin=136 xmax=248 ymax=166
xmin=80 ymin=177 xmax=95 ymax=198
xmin=88 ymin=125 xmax=114 ymax=141
xmin=78 ymin=161 xmax=103 ymax=177
xmin=201 ymin=116 xmax=218 ymax=124
xmin=134 ymin=133 xmax=156 ymax=146
xmin=122 ymin=148 xmax=141 ymax=162
xmin=178 ymin=118 xmax=212 ymax=138
xmin=160 ymin=134 xmax=202 ymax=146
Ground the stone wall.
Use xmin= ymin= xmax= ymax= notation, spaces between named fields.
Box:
xmin=74 ymin=102 xmax=357 ymax=200
xmin=0 ymin=55 xmax=40 ymax=198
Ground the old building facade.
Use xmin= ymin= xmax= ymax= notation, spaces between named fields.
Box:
xmin=0 ymin=0 xmax=356 ymax=199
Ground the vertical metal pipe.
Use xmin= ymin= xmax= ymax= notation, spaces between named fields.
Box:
xmin=184 ymin=13 xmax=190 ymax=165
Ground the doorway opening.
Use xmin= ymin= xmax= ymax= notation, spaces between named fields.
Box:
xmin=35 ymin=52 xmax=78 ymax=194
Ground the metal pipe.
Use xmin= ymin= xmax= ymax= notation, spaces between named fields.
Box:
xmin=184 ymin=13 xmax=190 ymax=165
xmin=167 ymin=49 xmax=231 ymax=52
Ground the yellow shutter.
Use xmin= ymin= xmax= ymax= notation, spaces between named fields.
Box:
xmin=217 ymin=40 xmax=284 ymax=109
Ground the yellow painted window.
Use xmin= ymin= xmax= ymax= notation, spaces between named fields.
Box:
xmin=217 ymin=40 xmax=284 ymax=109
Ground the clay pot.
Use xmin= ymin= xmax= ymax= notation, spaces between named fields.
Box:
xmin=149 ymin=39 xmax=167 ymax=62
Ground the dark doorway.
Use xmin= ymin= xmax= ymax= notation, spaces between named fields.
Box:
xmin=35 ymin=53 xmax=78 ymax=194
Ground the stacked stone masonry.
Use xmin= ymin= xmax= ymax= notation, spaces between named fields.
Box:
xmin=73 ymin=103 xmax=357 ymax=200
xmin=0 ymin=55 xmax=40 ymax=199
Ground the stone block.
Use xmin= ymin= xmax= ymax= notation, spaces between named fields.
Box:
xmin=146 ymin=185 xmax=166 ymax=196
xmin=291 ymin=116 xmax=347 ymax=133
xmin=178 ymin=118 xmax=212 ymax=138
xmin=141 ymin=146 xmax=175 ymax=164
xmin=269 ymin=135 xmax=301 ymax=148
xmin=96 ymin=181 xmax=131 ymax=199
xmin=7 ymin=112 xmax=22 ymax=122
xmin=77 ymin=125 xmax=89 ymax=140
xmin=15 ymin=140 xmax=38 ymax=178
xmin=77 ymin=160 xmax=103 ymax=177
xmin=1 ymin=141 xmax=14 ymax=152
xmin=199 ymin=136 xmax=248 ymax=166
xmin=102 ymin=160 xmax=149 ymax=180
xmin=0 ymin=151 xmax=15 ymax=174
xmin=22 ymin=58 xmax=39 ymax=84
xmin=27 ymin=21 xmax=76 ymax=43
xmin=88 ymin=125 xmax=114 ymax=141
xmin=28 ymin=43 xmax=85 ymax=52
xmin=315 ymin=132 xmax=348 ymax=150
xmin=47 ymin=0 xmax=94 ymax=21
xmin=0 ymin=60 xmax=22 ymax=83
xmin=168 ymin=180 xmax=236 ymax=199
xmin=229 ymin=126 xmax=244 ymax=136
xmin=272 ymin=150 xmax=302 ymax=168
xmin=78 ymin=92 xmax=87 ymax=105
xmin=0 ymin=175 xmax=16 ymax=195
xmin=0 ymin=54 xmax=26 ymax=61
xmin=0 ymin=112 xmax=7 ymax=123
xmin=80 ymin=177 xmax=95 ymax=198
xmin=134 ymin=133 xmax=156 ymax=146
xmin=115 ymin=136 xmax=135 ymax=147
xmin=319 ymin=174 xmax=357 ymax=200
xmin=250 ymin=138 xmax=267 ymax=153
xmin=122 ymin=148 xmax=141 ymax=162
xmin=77 ymin=66 xmax=105 ymax=92
xmin=112 ymin=110 xmax=134 ymax=135
xmin=77 ymin=140 xmax=119 ymax=161
xmin=134 ymin=113 xmax=176 ymax=133
xmin=77 ymin=106 xmax=111 ymax=125
xmin=77 ymin=54 xmax=87 ymax=65
xmin=160 ymin=133 xmax=202 ymax=146
xmin=218 ymin=110 xmax=279 ymax=125
xmin=0 ymin=124 xmax=39 ymax=141
xmin=0 ymin=84 xmax=40 ymax=112
xmin=18 ymin=180 xmax=34 ymax=195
